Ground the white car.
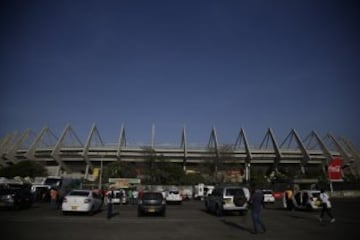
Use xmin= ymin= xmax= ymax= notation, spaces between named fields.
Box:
xmin=262 ymin=189 xmax=275 ymax=204
xmin=286 ymin=189 xmax=322 ymax=210
xmin=205 ymin=185 xmax=250 ymax=216
xmin=165 ymin=189 xmax=182 ymax=205
xmin=107 ymin=189 xmax=127 ymax=205
xmin=62 ymin=190 xmax=103 ymax=215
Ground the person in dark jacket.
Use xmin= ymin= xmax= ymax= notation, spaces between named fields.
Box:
xmin=106 ymin=188 xmax=114 ymax=219
xmin=249 ymin=185 xmax=266 ymax=234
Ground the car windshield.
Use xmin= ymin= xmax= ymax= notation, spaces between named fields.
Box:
xmin=44 ymin=178 xmax=61 ymax=186
xmin=263 ymin=191 xmax=273 ymax=194
xmin=69 ymin=191 xmax=89 ymax=197
xmin=225 ymin=188 xmax=243 ymax=196
xmin=115 ymin=192 xmax=124 ymax=197
xmin=169 ymin=191 xmax=179 ymax=194
xmin=142 ymin=192 xmax=163 ymax=200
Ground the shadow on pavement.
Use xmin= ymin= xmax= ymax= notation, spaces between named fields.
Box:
xmin=220 ymin=219 xmax=253 ymax=233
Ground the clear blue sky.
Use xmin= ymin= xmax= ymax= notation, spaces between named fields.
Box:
xmin=1 ymin=0 xmax=359 ymax=147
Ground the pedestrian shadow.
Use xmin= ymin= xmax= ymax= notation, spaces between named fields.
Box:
xmin=107 ymin=212 xmax=119 ymax=219
xmin=220 ymin=219 xmax=253 ymax=233
xmin=286 ymin=212 xmax=319 ymax=221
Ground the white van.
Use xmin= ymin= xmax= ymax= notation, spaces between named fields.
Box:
xmin=193 ymin=183 xmax=214 ymax=200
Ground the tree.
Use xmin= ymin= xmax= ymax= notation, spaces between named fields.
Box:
xmin=141 ymin=146 xmax=198 ymax=185
xmin=103 ymin=161 xmax=137 ymax=180
xmin=181 ymin=172 xmax=205 ymax=185
xmin=203 ymin=144 xmax=237 ymax=184
xmin=0 ymin=160 xmax=48 ymax=178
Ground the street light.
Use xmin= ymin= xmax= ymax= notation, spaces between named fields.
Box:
xmin=98 ymin=155 xmax=104 ymax=190
xmin=245 ymin=163 xmax=251 ymax=183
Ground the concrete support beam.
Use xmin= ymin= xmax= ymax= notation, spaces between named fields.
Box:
xmin=260 ymin=128 xmax=282 ymax=170
xmin=180 ymin=126 xmax=188 ymax=171
xmin=6 ymin=129 xmax=33 ymax=163
xmin=51 ymin=124 xmax=77 ymax=174
xmin=117 ymin=124 xmax=126 ymax=160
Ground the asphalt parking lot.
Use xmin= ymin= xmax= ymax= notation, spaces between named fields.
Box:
xmin=1 ymin=198 xmax=360 ymax=240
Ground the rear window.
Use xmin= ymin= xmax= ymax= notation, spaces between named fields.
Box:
xmin=69 ymin=191 xmax=89 ymax=197
xmin=142 ymin=192 xmax=163 ymax=200
xmin=169 ymin=191 xmax=179 ymax=194
xmin=312 ymin=192 xmax=320 ymax=198
xmin=44 ymin=178 xmax=61 ymax=186
xmin=263 ymin=190 xmax=273 ymax=194
xmin=225 ymin=188 xmax=244 ymax=196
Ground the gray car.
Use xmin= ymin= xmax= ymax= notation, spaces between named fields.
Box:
xmin=138 ymin=191 xmax=166 ymax=217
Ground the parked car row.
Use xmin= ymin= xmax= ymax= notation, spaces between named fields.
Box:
xmin=1 ymin=180 xmax=324 ymax=215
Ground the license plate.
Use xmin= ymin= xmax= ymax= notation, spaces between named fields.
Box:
xmin=71 ymin=206 xmax=78 ymax=210
xmin=147 ymin=208 xmax=155 ymax=213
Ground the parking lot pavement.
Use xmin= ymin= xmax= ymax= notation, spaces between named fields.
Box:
xmin=1 ymin=198 xmax=360 ymax=240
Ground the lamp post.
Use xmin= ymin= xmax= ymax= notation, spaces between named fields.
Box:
xmin=98 ymin=155 xmax=103 ymax=190
xmin=245 ymin=163 xmax=251 ymax=183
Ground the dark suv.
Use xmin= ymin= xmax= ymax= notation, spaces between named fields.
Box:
xmin=0 ymin=183 xmax=33 ymax=209
xmin=138 ymin=191 xmax=166 ymax=217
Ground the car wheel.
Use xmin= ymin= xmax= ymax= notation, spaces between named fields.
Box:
xmin=161 ymin=210 xmax=166 ymax=217
xmin=306 ymin=204 xmax=313 ymax=211
xmin=215 ymin=205 xmax=222 ymax=217
xmin=204 ymin=201 xmax=209 ymax=211
xmin=137 ymin=210 xmax=143 ymax=217
xmin=88 ymin=206 xmax=95 ymax=216
xmin=62 ymin=211 xmax=68 ymax=216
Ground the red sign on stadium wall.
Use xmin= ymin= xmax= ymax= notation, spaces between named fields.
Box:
xmin=328 ymin=157 xmax=343 ymax=181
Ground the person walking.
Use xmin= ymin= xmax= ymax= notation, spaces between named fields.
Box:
xmin=106 ymin=188 xmax=114 ymax=219
xmin=284 ymin=189 xmax=294 ymax=211
xmin=319 ymin=188 xmax=335 ymax=223
xmin=132 ymin=189 xmax=138 ymax=205
xmin=49 ymin=187 xmax=58 ymax=209
xmin=249 ymin=185 xmax=266 ymax=234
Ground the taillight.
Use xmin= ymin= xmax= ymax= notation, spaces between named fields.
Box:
xmin=84 ymin=198 xmax=91 ymax=204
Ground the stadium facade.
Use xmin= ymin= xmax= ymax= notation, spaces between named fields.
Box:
xmin=1 ymin=124 xmax=359 ymax=181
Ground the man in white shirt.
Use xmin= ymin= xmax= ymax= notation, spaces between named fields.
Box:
xmin=319 ymin=188 xmax=335 ymax=223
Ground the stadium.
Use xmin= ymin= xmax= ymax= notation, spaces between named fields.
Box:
xmin=0 ymin=123 xmax=359 ymax=184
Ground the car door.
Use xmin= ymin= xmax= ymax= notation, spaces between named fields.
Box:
xmin=207 ymin=189 xmax=217 ymax=211
xmin=90 ymin=192 xmax=99 ymax=211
